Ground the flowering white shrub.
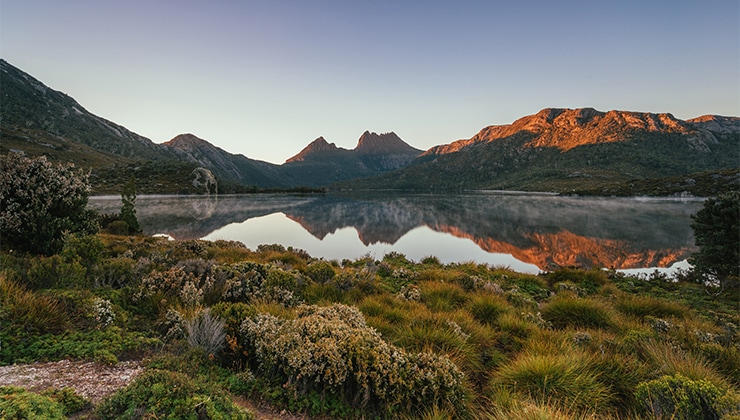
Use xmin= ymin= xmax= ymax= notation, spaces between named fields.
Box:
xmin=396 ymin=284 xmax=421 ymax=302
xmin=93 ymin=298 xmax=115 ymax=329
xmin=240 ymin=303 xmax=466 ymax=412
xmin=215 ymin=262 xmax=267 ymax=302
xmin=0 ymin=154 xmax=97 ymax=255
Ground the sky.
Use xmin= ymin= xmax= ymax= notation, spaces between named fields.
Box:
xmin=2 ymin=0 xmax=738 ymax=164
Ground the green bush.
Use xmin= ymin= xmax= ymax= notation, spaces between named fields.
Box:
xmin=0 ymin=154 xmax=98 ymax=255
xmin=636 ymin=373 xmax=739 ymax=420
xmin=240 ymin=303 xmax=467 ymax=415
xmin=541 ymin=296 xmax=614 ymax=330
xmin=305 ymin=260 xmax=336 ymax=283
xmin=0 ymin=386 xmax=66 ymax=419
xmin=690 ymin=191 xmax=740 ymax=288
xmin=96 ymin=369 xmax=253 ymax=419
xmin=27 ymin=254 xmax=86 ymax=289
xmin=42 ymin=387 xmax=90 ymax=415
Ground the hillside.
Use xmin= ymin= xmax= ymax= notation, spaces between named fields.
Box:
xmin=162 ymin=133 xmax=290 ymax=188
xmin=0 ymin=59 xmax=170 ymax=161
xmin=337 ymin=108 xmax=740 ymax=193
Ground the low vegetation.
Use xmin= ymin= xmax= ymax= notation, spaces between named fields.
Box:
xmin=1 ymin=235 xmax=738 ymax=419
xmin=1 ymin=156 xmax=738 ymax=419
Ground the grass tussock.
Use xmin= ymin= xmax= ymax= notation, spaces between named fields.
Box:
xmin=493 ymin=351 xmax=612 ymax=413
xmin=540 ymin=296 xmax=616 ymax=330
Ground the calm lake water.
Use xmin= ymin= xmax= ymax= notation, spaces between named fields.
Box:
xmin=88 ymin=192 xmax=704 ymax=274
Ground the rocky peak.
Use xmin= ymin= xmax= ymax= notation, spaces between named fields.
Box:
xmin=355 ymin=131 xmax=422 ymax=155
xmin=286 ymin=137 xmax=342 ymax=163
xmin=164 ymin=133 xmax=213 ymax=151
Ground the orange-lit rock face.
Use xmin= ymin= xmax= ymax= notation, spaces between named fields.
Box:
xmin=432 ymin=224 xmax=692 ymax=271
xmin=423 ymin=107 xmax=707 ymax=157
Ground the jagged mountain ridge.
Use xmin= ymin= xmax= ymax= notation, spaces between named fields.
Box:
xmin=280 ymin=131 xmax=423 ymax=187
xmin=342 ymin=107 xmax=739 ymax=192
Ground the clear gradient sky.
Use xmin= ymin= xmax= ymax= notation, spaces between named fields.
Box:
xmin=2 ymin=1 xmax=738 ymax=164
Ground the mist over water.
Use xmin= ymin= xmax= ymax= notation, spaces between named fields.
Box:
xmin=88 ymin=192 xmax=703 ymax=273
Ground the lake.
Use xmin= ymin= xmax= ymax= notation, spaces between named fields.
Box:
xmin=88 ymin=192 xmax=704 ymax=274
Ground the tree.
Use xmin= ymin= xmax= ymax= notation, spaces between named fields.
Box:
xmin=0 ymin=154 xmax=98 ymax=255
xmin=690 ymin=191 xmax=740 ymax=289
xmin=120 ymin=176 xmax=140 ymax=234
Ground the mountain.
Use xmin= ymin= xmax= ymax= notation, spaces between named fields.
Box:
xmin=162 ymin=133 xmax=289 ymax=188
xmin=281 ymin=131 xmax=422 ymax=187
xmin=0 ymin=59 xmax=171 ymax=162
xmin=338 ymin=108 xmax=740 ymax=193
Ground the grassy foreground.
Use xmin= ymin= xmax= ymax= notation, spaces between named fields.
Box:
xmin=1 ymin=234 xmax=739 ymax=419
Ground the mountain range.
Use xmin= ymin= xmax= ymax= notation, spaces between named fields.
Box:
xmin=1 ymin=59 xmax=738 ymax=195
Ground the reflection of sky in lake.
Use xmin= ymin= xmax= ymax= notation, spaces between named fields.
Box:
xmin=204 ymin=213 xmax=542 ymax=273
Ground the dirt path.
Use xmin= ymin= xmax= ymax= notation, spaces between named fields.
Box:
xmin=0 ymin=359 xmax=144 ymax=404
xmin=0 ymin=360 xmax=310 ymax=419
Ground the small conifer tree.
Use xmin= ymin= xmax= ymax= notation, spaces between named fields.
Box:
xmin=120 ymin=176 xmax=140 ymax=234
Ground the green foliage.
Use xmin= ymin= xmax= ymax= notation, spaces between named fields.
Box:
xmin=240 ymin=303 xmax=467 ymax=415
xmin=96 ymin=369 xmax=253 ymax=419
xmin=690 ymin=191 xmax=740 ymax=287
xmin=636 ymin=373 xmax=739 ymax=420
xmin=494 ymin=352 xmax=612 ymax=412
xmin=420 ymin=281 xmax=470 ymax=312
xmin=0 ymin=386 xmax=67 ymax=419
xmin=0 ymin=276 xmax=69 ymax=335
xmin=304 ymin=260 xmax=336 ymax=283
xmin=41 ymin=387 xmax=91 ymax=415
xmin=1 ymin=326 xmax=160 ymax=365
xmin=616 ymin=295 xmax=688 ymax=319
xmin=541 ymin=296 xmax=615 ymax=330
xmin=0 ymin=154 xmax=98 ymax=255
xmin=468 ymin=294 xmax=511 ymax=325
xmin=119 ymin=176 xmax=140 ymax=233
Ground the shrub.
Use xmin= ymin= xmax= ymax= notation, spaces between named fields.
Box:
xmin=540 ymin=296 xmax=614 ymax=330
xmin=185 ymin=308 xmax=226 ymax=356
xmin=305 ymin=260 xmax=335 ymax=283
xmin=0 ymin=154 xmax=98 ymax=255
xmin=215 ymin=261 xmax=268 ymax=303
xmin=240 ymin=303 xmax=466 ymax=414
xmin=42 ymin=387 xmax=91 ymax=415
xmin=96 ymin=369 xmax=253 ymax=419
xmin=636 ymin=373 xmax=739 ymax=420
xmin=690 ymin=191 xmax=740 ymax=288
xmin=27 ymin=254 xmax=87 ymax=289
xmin=0 ymin=386 xmax=66 ymax=419
xmin=93 ymin=298 xmax=116 ymax=329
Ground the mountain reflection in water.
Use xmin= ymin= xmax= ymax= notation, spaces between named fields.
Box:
xmin=88 ymin=192 xmax=703 ymax=272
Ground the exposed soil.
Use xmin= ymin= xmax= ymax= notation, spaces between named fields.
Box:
xmin=0 ymin=359 xmax=310 ymax=419
xmin=0 ymin=359 xmax=143 ymax=404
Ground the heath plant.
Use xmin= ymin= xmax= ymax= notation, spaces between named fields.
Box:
xmin=240 ymin=303 xmax=467 ymax=415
